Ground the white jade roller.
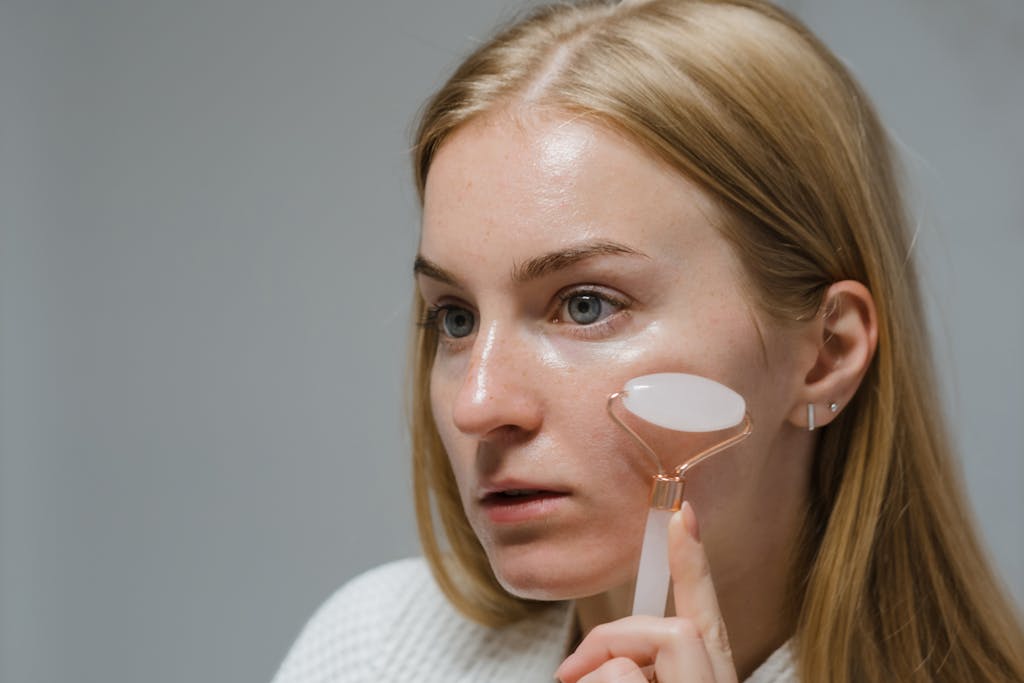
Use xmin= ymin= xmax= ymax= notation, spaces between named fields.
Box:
xmin=607 ymin=372 xmax=752 ymax=617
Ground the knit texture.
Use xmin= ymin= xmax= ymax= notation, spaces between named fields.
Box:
xmin=271 ymin=558 xmax=798 ymax=682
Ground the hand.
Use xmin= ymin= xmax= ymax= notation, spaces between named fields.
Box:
xmin=554 ymin=501 xmax=736 ymax=683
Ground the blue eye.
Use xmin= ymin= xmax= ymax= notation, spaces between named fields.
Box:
xmin=566 ymin=293 xmax=603 ymax=324
xmin=441 ymin=306 xmax=475 ymax=338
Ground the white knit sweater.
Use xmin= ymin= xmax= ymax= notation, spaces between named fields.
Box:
xmin=272 ymin=558 xmax=798 ymax=682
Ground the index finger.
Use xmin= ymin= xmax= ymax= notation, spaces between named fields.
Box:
xmin=669 ymin=501 xmax=737 ymax=683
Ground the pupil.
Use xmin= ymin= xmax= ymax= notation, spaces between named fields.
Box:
xmin=569 ymin=295 xmax=601 ymax=324
xmin=443 ymin=308 xmax=474 ymax=338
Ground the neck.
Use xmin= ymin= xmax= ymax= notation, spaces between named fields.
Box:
xmin=572 ymin=582 xmax=793 ymax=679
xmin=571 ymin=482 xmax=805 ymax=677
xmin=574 ymin=580 xmax=635 ymax=642
xmin=571 ymin=430 xmax=813 ymax=678
xmin=572 ymin=580 xmax=793 ymax=679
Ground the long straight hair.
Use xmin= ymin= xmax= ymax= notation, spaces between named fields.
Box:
xmin=407 ymin=1 xmax=1024 ymax=681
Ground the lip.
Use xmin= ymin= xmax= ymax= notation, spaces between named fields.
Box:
xmin=479 ymin=478 xmax=571 ymax=497
xmin=478 ymin=480 xmax=572 ymax=524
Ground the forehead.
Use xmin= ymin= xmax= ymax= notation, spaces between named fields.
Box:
xmin=419 ymin=109 xmax=721 ymax=266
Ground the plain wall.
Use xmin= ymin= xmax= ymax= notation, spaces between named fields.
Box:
xmin=1 ymin=1 xmax=1021 ymax=681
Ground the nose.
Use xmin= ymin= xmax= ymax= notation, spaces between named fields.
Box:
xmin=450 ymin=320 xmax=544 ymax=440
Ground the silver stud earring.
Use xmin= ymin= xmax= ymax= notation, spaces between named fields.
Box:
xmin=807 ymin=403 xmax=816 ymax=431
xmin=829 ymin=401 xmax=839 ymax=413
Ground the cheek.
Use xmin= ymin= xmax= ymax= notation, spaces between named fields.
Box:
xmin=427 ymin=363 xmax=450 ymax=434
xmin=428 ymin=359 xmax=474 ymax=486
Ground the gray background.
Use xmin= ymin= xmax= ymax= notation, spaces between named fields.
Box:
xmin=1 ymin=1 xmax=1021 ymax=681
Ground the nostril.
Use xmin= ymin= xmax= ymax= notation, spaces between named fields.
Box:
xmin=480 ymin=424 xmax=535 ymax=445
xmin=451 ymin=383 xmax=542 ymax=440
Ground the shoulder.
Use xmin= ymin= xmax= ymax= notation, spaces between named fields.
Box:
xmin=271 ymin=558 xmax=438 ymax=683
xmin=271 ymin=557 xmax=573 ymax=683
xmin=305 ymin=556 xmax=440 ymax=634
xmin=743 ymin=640 xmax=799 ymax=683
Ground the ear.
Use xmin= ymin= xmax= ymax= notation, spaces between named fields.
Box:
xmin=787 ymin=280 xmax=878 ymax=430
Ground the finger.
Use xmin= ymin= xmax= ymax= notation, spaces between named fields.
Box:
xmin=575 ymin=657 xmax=649 ymax=683
xmin=669 ymin=501 xmax=737 ymax=683
xmin=555 ymin=617 xmax=716 ymax=683
xmin=556 ymin=619 xmax=658 ymax=683
xmin=653 ymin=619 xmax=717 ymax=683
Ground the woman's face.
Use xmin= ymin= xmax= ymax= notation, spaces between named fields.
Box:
xmin=417 ymin=109 xmax=814 ymax=602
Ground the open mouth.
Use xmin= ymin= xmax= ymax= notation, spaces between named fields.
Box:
xmin=481 ymin=489 xmax=570 ymax=506
xmin=479 ymin=491 xmax=569 ymax=518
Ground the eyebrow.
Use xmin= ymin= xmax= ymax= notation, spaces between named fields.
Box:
xmin=413 ymin=239 xmax=648 ymax=286
xmin=412 ymin=255 xmax=461 ymax=286
xmin=512 ymin=240 xmax=647 ymax=282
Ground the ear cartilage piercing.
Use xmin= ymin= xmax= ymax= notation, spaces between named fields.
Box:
xmin=807 ymin=403 xmax=816 ymax=431
xmin=608 ymin=373 xmax=752 ymax=618
xmin=829 ymin=401 xmax=839 ymax=413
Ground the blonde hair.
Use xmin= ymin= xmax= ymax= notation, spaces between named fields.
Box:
xmin=407 ymin=1 xmax=1024 ymax=681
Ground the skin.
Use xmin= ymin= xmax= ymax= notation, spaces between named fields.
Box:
xmin=416 ymin=106 xmax=877 ymax=681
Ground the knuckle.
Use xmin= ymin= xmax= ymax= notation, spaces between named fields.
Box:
xmin=603 ymin=656 xmax=640 ymax=675
xmin=604 ymin=657 xmax=647 ymax=683
xmin=663 ymin=617 xmax=701 ymax=641
xmin=706 ymin=616 xmax=733 ymax=656
xmin=662 ymin=616 xmax=733 ymax=657
xmin=695 ymin=557 xmax=712 ymax=581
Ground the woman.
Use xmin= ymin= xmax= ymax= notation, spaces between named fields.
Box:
xmin=274 ymin=1 xmax=1024 ymax=681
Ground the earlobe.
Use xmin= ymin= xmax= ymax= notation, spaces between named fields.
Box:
xmin=805 ymin=399 xmax=841 ymax=432
xmin=788 ymin=281 xmax=878 ymax=430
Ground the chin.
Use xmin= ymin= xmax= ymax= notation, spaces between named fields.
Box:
xmin=487 ymin=546 xmax=634 ymax=602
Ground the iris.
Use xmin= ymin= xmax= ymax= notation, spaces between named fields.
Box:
xmin=567 ymin=294 xmax=602 ymax=325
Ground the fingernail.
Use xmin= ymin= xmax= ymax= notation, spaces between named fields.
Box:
xmin=681 ymin=500 xmax=700 ymax=542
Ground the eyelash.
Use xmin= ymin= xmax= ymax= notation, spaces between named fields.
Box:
xmin=552 ymin=287 xmax=632 ymax=339
xmin=417 ymin=305 xmax=455 ymax=333
xmin=418 ymin=286 xmax=632 ymax=345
